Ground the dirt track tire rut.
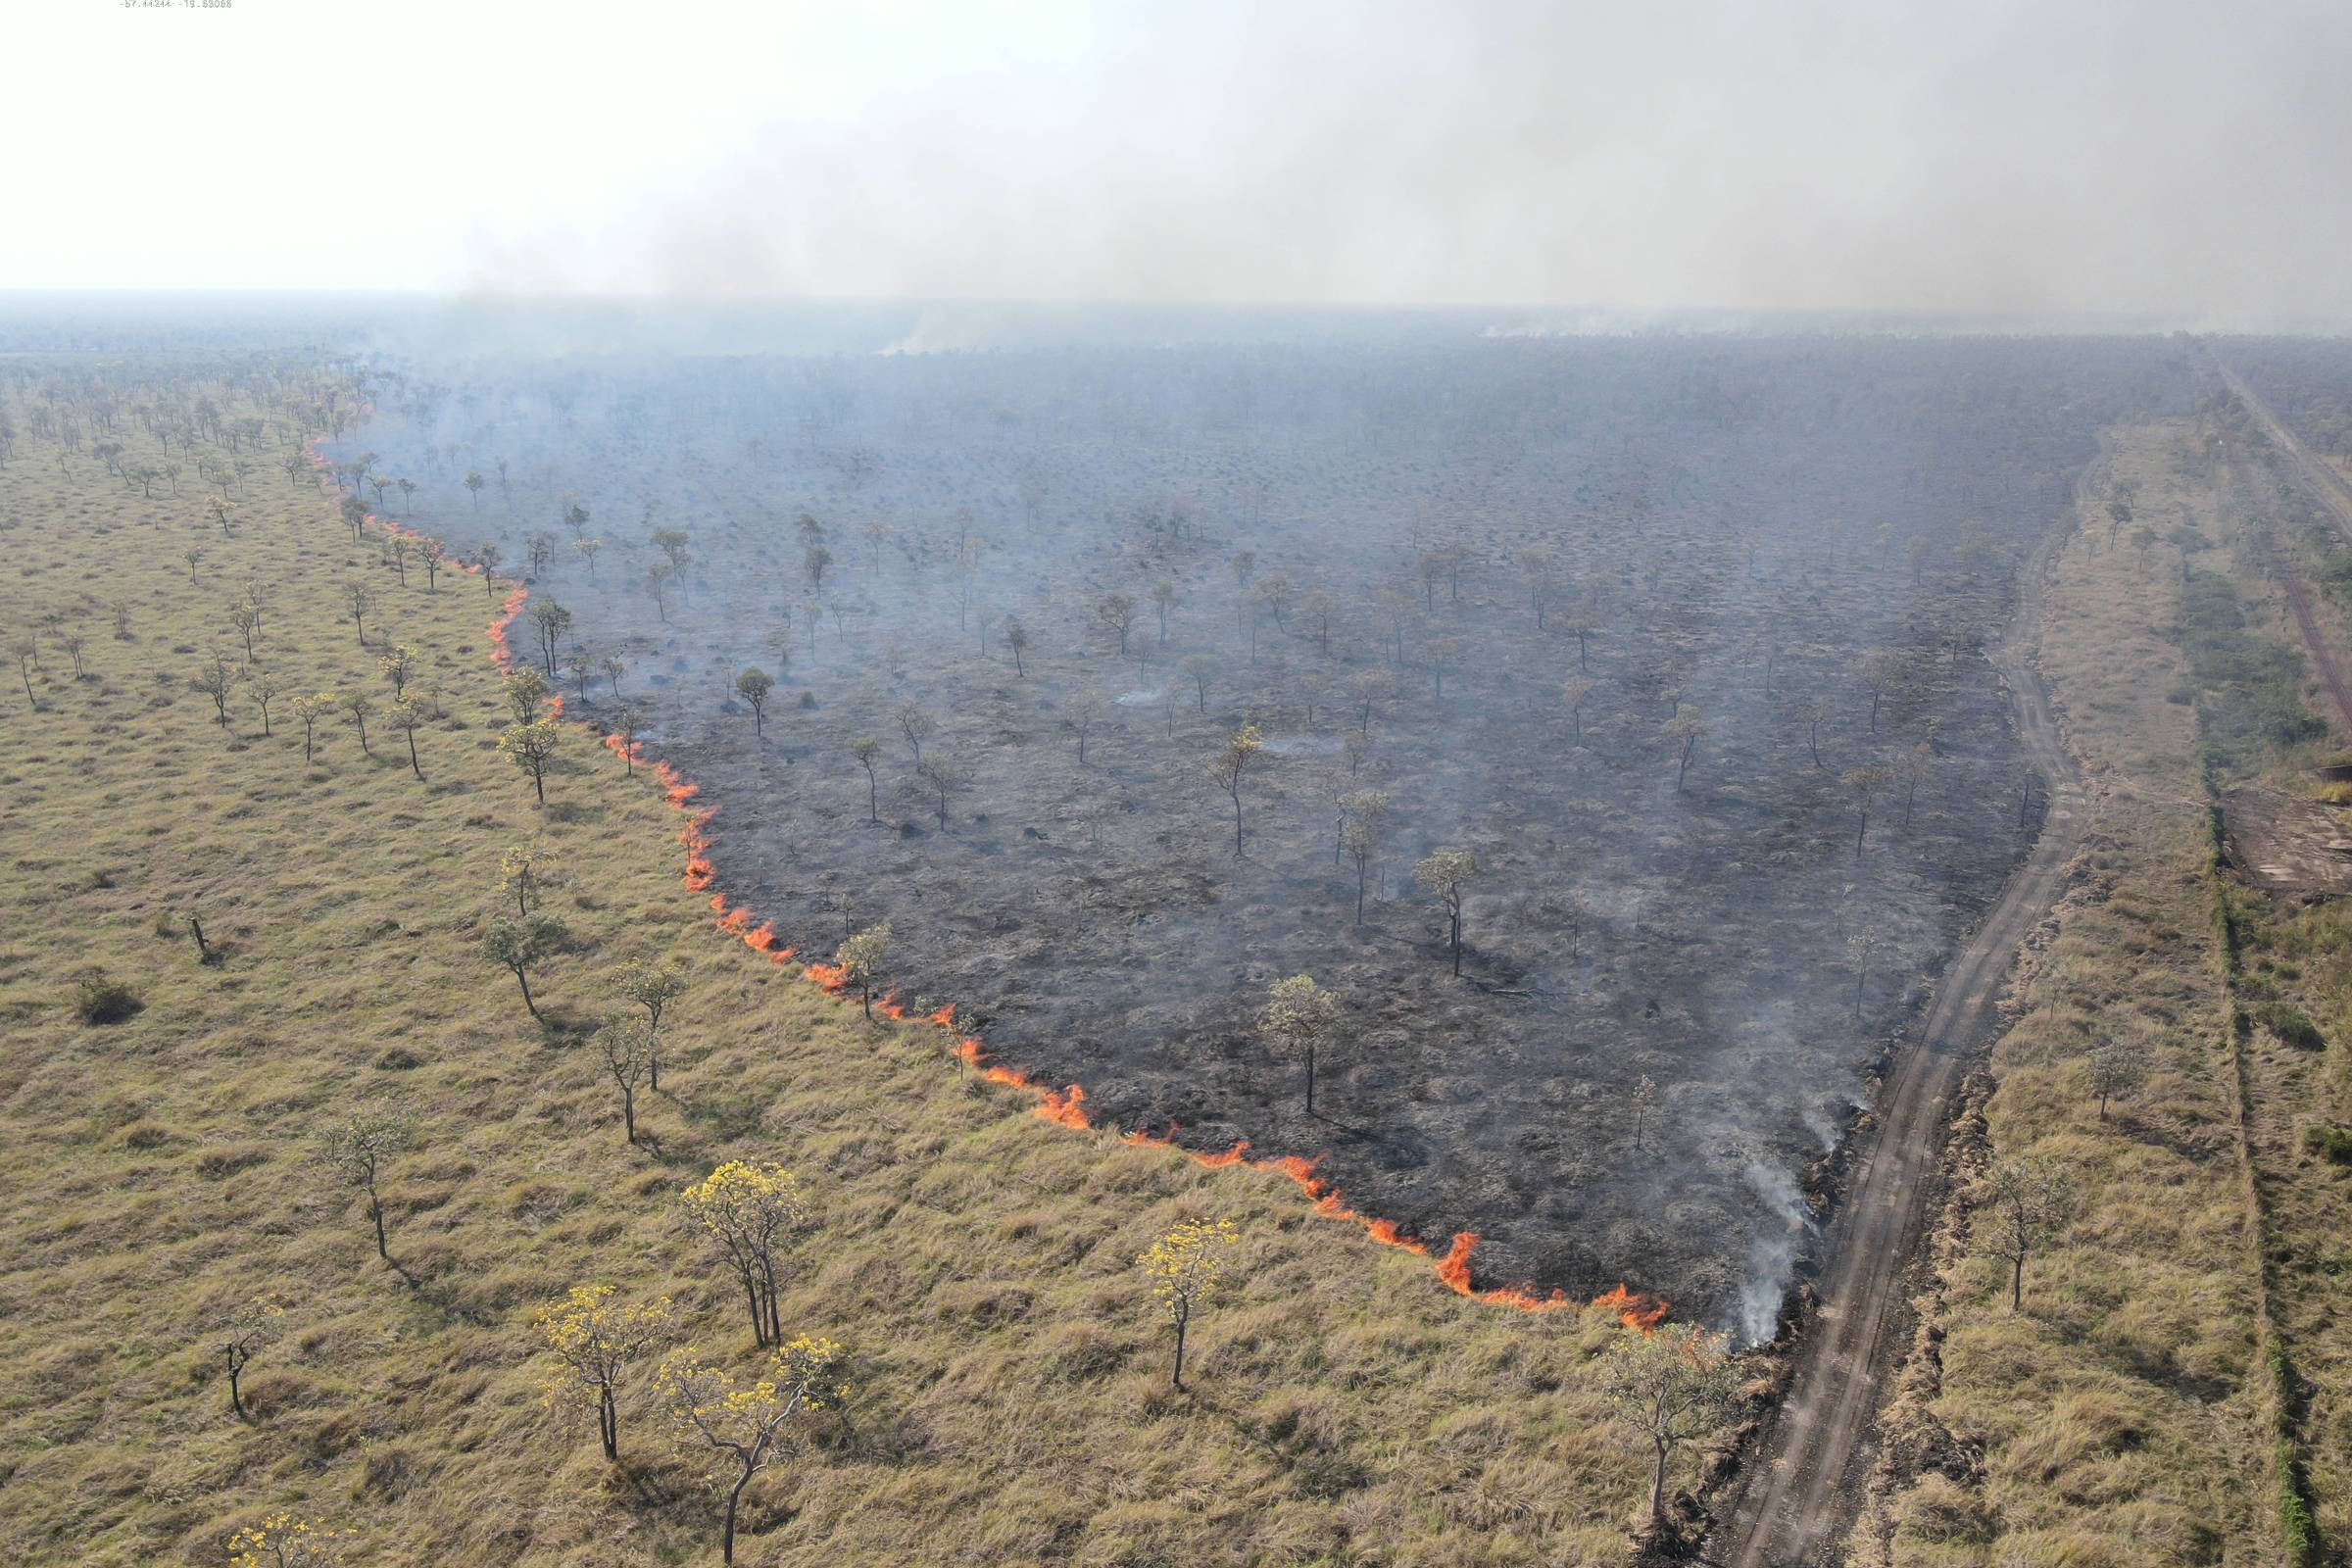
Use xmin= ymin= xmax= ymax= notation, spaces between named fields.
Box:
xmin=1713 ymin=530 xmax=2087 ymax=1567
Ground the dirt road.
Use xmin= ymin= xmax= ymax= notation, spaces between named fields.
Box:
xmin=2213 ymin=358 xmax=2352 ymax=553
xmin=2214 ymin=355 xmax=2352 ymax=734
xmin=1713 ymin=534 xmax=2088 ymax=1566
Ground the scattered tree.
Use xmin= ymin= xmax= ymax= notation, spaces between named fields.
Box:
xmin=1599 ymin=1324 xmax=1744 ymax=1528
xmin=214 ymin=1300 xmax=283 ymax=1422
xmin=1208 ymin=724 xmax=1264 ymax=857
xmin=1259 ymin=975 xmax=1341 ymax=1114
xmin=680 ymin=1160 xmax=808 ymax=1347
xmin=315 ymin=1107 xmax=415 ymax=1261
xmin=482 ymin=912 xmax=565 ymax=1022
xmin=656 ymin=1336 xmax=845 ymax=1567
xmin=499 ymin=842 xmax=558 ymax=915
xmin=2087 ymin=1043 xmax=2147 ymax=1121
xmin=1140 ymin=1216 xmax=1240 ymax=1391
xmin=592 ymin=1015 xmax=658 ymax=1143
xmin=616 ymin=960 xmax=688 ymax=1090
xmin=834 ymin=923 xmax=891 ymax=1019
xmin=1415 ymin=848 xmax=1479 ymax=975
xmin=847 ymin=735 xmax=883 ymax=822
xmin=500 ymin=716 xmax=564 ymax=805
xmin=1976 ymin=1154 xmax=2080 ymax=1311
xmin=735 ymin=666 xmax=774 ymax=738
xmin=535 ymin=1284 xmax=672 ymax=1462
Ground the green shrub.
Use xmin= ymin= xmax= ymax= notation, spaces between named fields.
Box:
xmin=73 ymin=972 xmax=142 ymax=1025
xmin=2254 ymin=1000 xmax=2327 ymax=1052
xmin=2302 ymin=1124 xmax=2352 ymax=1166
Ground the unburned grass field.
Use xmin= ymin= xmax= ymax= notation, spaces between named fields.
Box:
xmin=0 ymin=373 xmax=1663 ymax=1567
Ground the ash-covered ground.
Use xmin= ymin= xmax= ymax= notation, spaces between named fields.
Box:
xmin=339 ymin=318 xmax=2198 ymax=1332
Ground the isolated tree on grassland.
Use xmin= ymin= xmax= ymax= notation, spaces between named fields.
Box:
xmin=193 ymin=659 xmax=239 ymax=727
xmin=388 ymin=695 xmax=427 ymax=781
xmin=1415 ymin=848 xmax=1479 ymax=976
xmin=1003 ymin=615 xmax=1029 ymax=676
xmin=1599 ymin=1324 xmax=1743 ymax=1528
xmin=315 ymin=1107 xmax=416 ymax=1261
xmin=735 ymin=666 xmax=774 ymax=738
xmin=535 ymin=1284 xmax=672 ymax=1463
xmin=1556 ymin=609 xmax=1595 ymax=672
xmin=1208 ymin=723 xmax=1264 ymax=858
xmin=465 ymin=470 xmax=484 ymax=508
xmin=1426 ymin=635 xmax=1463 ymax=699
xmin=656 ymin=1336 xmax=845 ymax=1567
xmin=574 ymin=537 xmax=603 ymax=582
xmin=680 ymin=1161 xmax=808 ymax=1348
xmin=1178 ymin=653 xmax=1217 ymax=713
xmin=527 ymin=597 xmax=572 ymax=678
xmin=483 ymin=912 xmax=566 ymax=1022
xmin=1631 ymin=1074 xmax=1658 ymax=1152
xmin=1343 ymin=728 xmax=1372 ymax=777
xmin=228 ymin=603 xmax=262 ymax=662
xmin=916 ymin=751 xmax=970 ymax=830
xmin=1795 ymin=699 xmax=1827 ymax=768
xmin=1141 ymin=1217 xmax=1240 ymax=1392
xmin=1562 ymin=676 xmax=1595 ymax=741
xmin=342 ymin=579 xmax=373 ymax=647
xmin=593 ymin=1014 xmax=658 ymax=1143
xmin=232 ymin=661 xmax=275 ymax=733
xmin=1901 ymin=742 xmax=1934 ymax=825
xmin=503 ymin=665 xmax=549 ymax=724
xmin=377 ymin=643 xmax=416 ymax=698
xmin=293 ymin=692 xmax=333 ymax=762
xmin=474 ymin=542 xmax=503 ymax=593
xmin=1094 ymin=590 xmax=1139 ymax=657
xmin=835 ymin=922 xmax=891 ymax=1020
xmin=1855 ymin=648 xmax=1903 ymax=732
xmin=1667 ymin=711 xmax=1705 ymax=789
xmin=895 ymin=700 xmax=937 ymax=764
xmin=388 ymin=534 xmax=412 ymax=586
xmin=1843 ymin=763 xmax=1896 ymax=860
xmin=847 ymin=735 xmax=883 ymax=821
xmin=1339 ymin=788 xmax=1392 ymax=924
xmin=500 ymin=716 xmax=564 ymax=805
xmin=343 ymin=689 xmax=375 ymax=756
xmin=1069 ymin=688 xmax=1104 ymax=764
xmin=645 ymin=563 xmax=671 ymax=621
xmin=1259 ymin=975 xmax=1341 ymax=1114
xmin=651 ymin=526 xmax=693 ymax=583
xmin=2087 ymin=1043 xmax=2148 ymax=1121
xmin=499 ymin=843 xmax=558 ymax=915
xmin=615 ymin=959 xmax=688 ymax=1090
xmin=226 ymin=1512 xmax=356 ymax=1568
xmin=1352 ymin=666 xmax=1396 ymax=733
xmin=1976 ymin=1154 xmax=2080 ymax=1311
xmin=1844 ymin=930 xmax=1886 ymax=1015
xmin=1151 ymin=579 xmax=1179 ymax=645
xmin=525 ymin=532 xmax=555 ymax=578
xmin=213 ymin=1299 xmax=283 ymax=1422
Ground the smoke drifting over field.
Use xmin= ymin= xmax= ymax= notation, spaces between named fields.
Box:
xmin=335 ymin=318 xmax=2203 ymax=1328
xmin=15 ymin=1 xmax=2352 ymax=326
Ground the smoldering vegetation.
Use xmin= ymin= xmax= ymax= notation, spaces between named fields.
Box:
xmin=337 ymin=325 xmax=2201 ymax=1329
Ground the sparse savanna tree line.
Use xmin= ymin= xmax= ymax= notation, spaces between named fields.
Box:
xmin=4 ymin=365 xmax=2120 ymax=1561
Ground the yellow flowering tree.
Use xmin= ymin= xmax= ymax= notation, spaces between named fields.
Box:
xmin=1140 ymin=1217 xmax=1241 ymax=1390
xmin=656 ymin=1337 xmax=846 ymax=1566
xmin=497 ymin=842 xmax=558 ymax=915
xmin=680 ymin=1162 xmax=808 ymax=1347
xmin=225 ymin=1512 xmax=354 ymax=1567
xmin=533 ymin=1284 xmax=673 ymax=1461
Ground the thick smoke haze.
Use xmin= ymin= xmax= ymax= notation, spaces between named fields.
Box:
xmin=10 ymin=0 xmax=2352 ymax=323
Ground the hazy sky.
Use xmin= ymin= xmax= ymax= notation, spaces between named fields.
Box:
xmin=11 ymin=0 xmax=2352 ymax=322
